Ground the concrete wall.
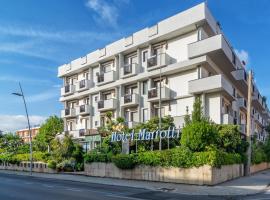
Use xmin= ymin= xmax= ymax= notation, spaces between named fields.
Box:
xmin=0 ymin=162 xmax=56 ymax=173
xmin=85 ymin=163 xmax=244 ymax=186
xmin=250 ymin=162 xmax=270 ymax=174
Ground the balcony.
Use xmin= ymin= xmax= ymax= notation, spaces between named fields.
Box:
xmin=222 ymin=114 xmax=234 ymax=124
xmin=147 ymin=53 xmax=170 ymax=71
xmin=121 ymin=63 xmax=139 ymax=78
xmin=188 ymin=75 xmax=235 ymax=101
xmin=98 ymin=98 xmax=117 ymax=111
xmin=96 ymin=71 xmax=116 ymax=86
xmin=77 ymin=105 xmax=91 ymax=116
xmin=61 ymin=108 xmax=76 ymax=118
xmin=78 ymin=129 xmax=98 ymax=137
xmin=231 ymin=69 xmax=247 ymax=82
xmin=188 ymin=34 xmax=240 ymax=72
xmin=61 ymin=85 xmax=75 ymax=96
xmin=253 ymin=90 xmax=264 ymax=111
xmin=121 ymin=93 xmax=139 ymax=107
xmin=76 ymin=79 xmax=92 ymax=92
xmin=237 ymin=98 xmax=247 ymax=112
xmin=147 ymin=86 xmax=170 ymax=102
xmin=254 ymin=113 xmax=263 ymax=125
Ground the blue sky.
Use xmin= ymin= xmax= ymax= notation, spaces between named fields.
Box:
xmin=0 ymin=0 xmax=269 ymax=132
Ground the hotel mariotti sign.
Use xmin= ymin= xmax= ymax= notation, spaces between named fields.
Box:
xmin=111 ymin=127 xmax=181 ymax=142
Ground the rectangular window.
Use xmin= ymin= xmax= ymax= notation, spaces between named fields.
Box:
xmin=143 ymin=51 xmax=148 ymax=62
xmin=142 ymin=109 xmax=148 ymax=122
xmin=142 ymin=81 xmax=148 ymax=95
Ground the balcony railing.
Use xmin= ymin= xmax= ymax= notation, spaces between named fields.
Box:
xmin=124 ymin=94 xmax=133 ymax=104
xmin=79 ymin=80 xmax=86 ymax=89
xmin=124 ymin=64 xmax=132 ymax=75
xmin=148 ymin=88 xmax=158 ymax=98
xmin=147 ymin=53 xmax=169 ymax=71
xmin=96 ymin=71 xmax=116 ymax=85
xmin=97 ymin=73 xmax=104 ymax=83
xmin=98 ymin=100 xmax=104 ymax=109
xmin=61 ymin=84 xmax=75 ymax=96
xmin=61 ymin=108 xmax=76 ymax=118
xmin=97 ymin=99 xmax=117 ymax=111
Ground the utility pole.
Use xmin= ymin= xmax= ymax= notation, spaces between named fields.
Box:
xmin=245 ymin=71 xmax=253 ymax=176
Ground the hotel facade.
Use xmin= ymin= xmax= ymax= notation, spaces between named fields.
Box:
xmin=58 ymin=3 xmax=270 ymax=149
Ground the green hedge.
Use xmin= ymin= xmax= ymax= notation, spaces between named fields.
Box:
xmin=0 ymin=152 xmax=48 ymax=165
xmin=85 ymin=147 xmax=243 ymax=169
xmin=112 ymin=154 xmax=137 ymax=169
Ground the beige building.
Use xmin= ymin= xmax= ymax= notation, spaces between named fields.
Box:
xmin=16 ymin=126 xmax=40 ymax=143
xmin=58 ymin=3 xmax=270 ymax=145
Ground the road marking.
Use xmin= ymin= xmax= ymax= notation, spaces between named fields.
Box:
xmin=42 ymin=184 xmax=54 ymax=188
xmin=106 ymin=194 xmax=143 ymax=200
xmin=65 ymin=188 xmax=83 ymax=192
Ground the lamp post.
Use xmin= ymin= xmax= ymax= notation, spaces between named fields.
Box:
xmin=12 ymin=82 xmax=33 ymax=175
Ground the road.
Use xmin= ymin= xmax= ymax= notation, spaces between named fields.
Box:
xmin=0 ymin=172 xmax=269 ymax=200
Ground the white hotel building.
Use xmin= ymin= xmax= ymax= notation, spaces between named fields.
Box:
xmin=58 ymin=3 xmax=270 ymax=146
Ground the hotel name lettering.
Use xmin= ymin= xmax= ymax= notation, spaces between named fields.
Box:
xmin=111 ymin=127 xmax=181 ymax=142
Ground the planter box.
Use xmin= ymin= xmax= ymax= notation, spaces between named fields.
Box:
xmin=0 ymin=162 xmax=56 ymax=173
xmin=250 ymin=162 xmax=270 ymax=174
xmin=85 ymin=162 xmax=244 ymax=186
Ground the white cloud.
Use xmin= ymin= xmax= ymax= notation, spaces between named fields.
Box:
xmin=0 ymin=74 xmax=52 ymax=84
xmin=86 ymin=0 xmax=119 ymax=28
xmin=0 ymin=25 xmax=120 ymax=44
xmin=27 ymin=89 xmax=60 ymax=103
xmin=235 ymin=49 xmax=249 ymax=66
xmin=0 ymin=115 xmax=47 ymax=132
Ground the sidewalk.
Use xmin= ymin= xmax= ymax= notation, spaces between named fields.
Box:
xmin=0 ymin=169 xmax=269 ymax=196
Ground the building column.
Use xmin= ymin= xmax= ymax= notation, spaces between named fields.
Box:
xmin=137 ymin=48 xmax=142 ymax=73
xmin=118 ymin=53 xmax=124 ymax=78
xmin=201 ymin=93 xmax=206 ymax=116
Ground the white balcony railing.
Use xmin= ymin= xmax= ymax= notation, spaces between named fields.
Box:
xmin=96 ymin=71 xmax=116 ymax=86
xmin=121 ymin=63 xmax=139 ymax=78
xmin=61 ymin=85 xmax=75 ymax=96
xmin=97 ymin=98 xmax=117 ymax=111
xmin=61 ymin=108 xmax=76 ymax=118
xmin=121 ymin=93 xmax=139 ymax=107
xmin=76 ymin=79 xmax=92 ymax=92
xmin=147 ymin=86 xmax=170 ymax=102
xmin=147 ymin=53 xmax=170 ymax=71
xmin=76 ymin=105 xmax=91 ymax=116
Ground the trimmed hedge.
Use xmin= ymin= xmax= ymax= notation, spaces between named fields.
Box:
xmin=85 ymin=147 xmax=243 ymax=169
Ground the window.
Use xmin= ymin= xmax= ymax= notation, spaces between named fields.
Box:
xmin=94 ymin=96 xmax=98 ymax=102
xmin=142 ymin=81 xmax=148 ymax=95
xmin=142 ymin=109 xmax=148 ymax=122
xmin=95 ymin=121 xmax=98 ymax=126
xmin=143 ymin=51 xmax=148 ymax=62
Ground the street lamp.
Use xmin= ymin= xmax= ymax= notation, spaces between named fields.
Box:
xmin=12 ymin=82 xmax=33 ymax=175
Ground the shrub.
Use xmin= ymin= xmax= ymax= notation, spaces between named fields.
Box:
xmin=252 ymin=143 xmax=267 ymax=164
xmin=56 ymin=159 xmax=75 ymax=172
xmin=47 ymin=160 xmax=57 ymax=169
xmin=180 ymin=120 xmax=218 ymax=152
xmin=84 ymin=151 xmax=109 ymax=163
xmin=216 ymin=125 xmax=242 ymax=153
xmin=112 ymin=154 xmax=137 ymax=169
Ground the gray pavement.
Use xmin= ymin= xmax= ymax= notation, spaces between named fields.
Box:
xmin=0 ymin=169 xmax=270 ymax=199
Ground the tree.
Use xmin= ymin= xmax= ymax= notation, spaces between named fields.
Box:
xmin=35 ymin=116 xmax=63 ymax=152
xmin=192 ymin=97 xmax=203 ymax=122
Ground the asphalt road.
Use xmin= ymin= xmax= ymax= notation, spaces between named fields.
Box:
xmin=0 ymin=172 xmax=269 ymax=200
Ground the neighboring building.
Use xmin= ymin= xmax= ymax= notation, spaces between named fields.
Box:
xmin=16 ymin=126 xmax=40 ymax=143
xmin=58 ymin=3 xmax=270 ymax=148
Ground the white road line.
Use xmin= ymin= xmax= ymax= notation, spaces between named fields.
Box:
xmin=65 ymin=188 xmax=83 ymax=192
xmin=42 ymin=184 xmax=54 ymax=188
xmin=106 ymin=194 xmax=143 ymax=200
